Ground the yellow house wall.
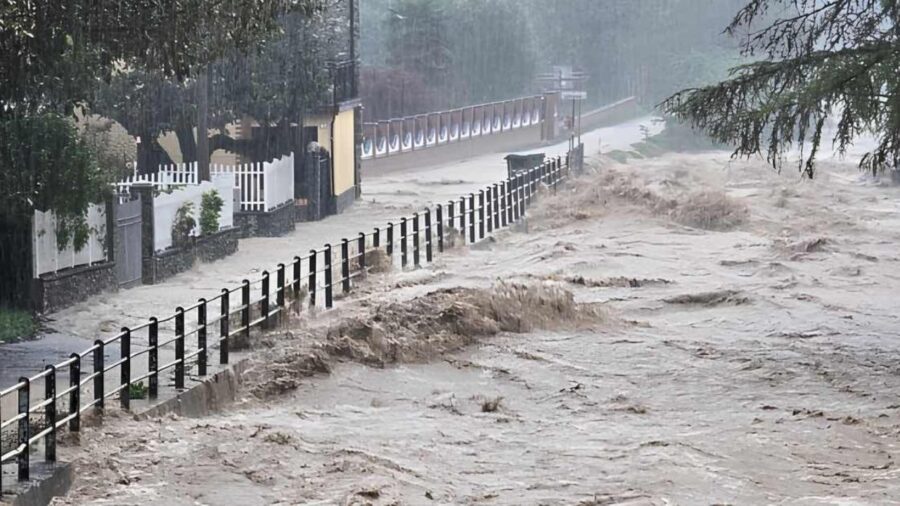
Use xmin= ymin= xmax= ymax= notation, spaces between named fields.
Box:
xmin=302 ymin=114 xmax=331 ymax=155
xmin=332 ymin=109 xmax=356 ymax=196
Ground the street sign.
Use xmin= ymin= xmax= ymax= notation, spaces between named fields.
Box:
xmin=561 ymin=91 xmax=587 ymax=100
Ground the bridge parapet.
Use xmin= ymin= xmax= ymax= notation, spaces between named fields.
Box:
xmin=361 ymin=95 xmax=547 ymax=161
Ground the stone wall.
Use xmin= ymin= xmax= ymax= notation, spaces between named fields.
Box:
xmin=234 ymin=201 xmax=296 ymax=238
xmin=143 ymin=246 xmax=193 ymax=285
xmin=31 ymin=262 xmax=118 ymax=314
xmin=143 ymin=227 xmax=240 ymax=285
xmin=196 ymin=226 xmax=240 ymax=263
xmin=294 ymin=204 xmax=311 ymax=223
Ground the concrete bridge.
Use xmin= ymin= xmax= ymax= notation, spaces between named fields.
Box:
xmin=359 ymin=94 xmax=639 ymax=175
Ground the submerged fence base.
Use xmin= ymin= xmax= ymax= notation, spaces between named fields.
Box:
xmin=135 ymin=357 xmax=251 ymax=420
xmin=0 ymin=144 xmax=586 ymax=503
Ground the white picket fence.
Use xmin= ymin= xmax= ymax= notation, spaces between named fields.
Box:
xmin=33 ymin=204 xmax=108 ymax=277
xmin=212 ymin=162 xmax=265 ymax=211
xmin=116 ymin=162 xmax=199 ymax=195
xmin=153 ymin=174 xmax=235 ymax=252
xmin=120 ymin=154 xmax=294 ymax=212
xmin=212 ymin=152 xmax=295 ymax=211
xmin=264 ymin=152 xmax=294 ymax=211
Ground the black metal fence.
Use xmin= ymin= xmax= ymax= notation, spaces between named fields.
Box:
xmin=0 ymin=144 xmax=583 ymax=497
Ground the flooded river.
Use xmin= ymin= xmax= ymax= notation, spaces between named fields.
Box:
xmin=53 ymin=151 xmax=900 ymax=505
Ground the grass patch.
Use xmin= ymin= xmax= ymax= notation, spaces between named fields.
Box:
xmin=0 ymin=308 xmax=36 ymax=343
xmin=607 ymin=118 xmax=724 ymax=163
xmin=606 ymin=150 xmax=635 ymax=163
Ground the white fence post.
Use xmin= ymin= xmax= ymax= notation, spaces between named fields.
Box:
xmin=263 ymin=153 xmax=295 ymax=211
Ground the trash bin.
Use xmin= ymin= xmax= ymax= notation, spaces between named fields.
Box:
xmin=505 ymin=153 xmax=546 ymax=179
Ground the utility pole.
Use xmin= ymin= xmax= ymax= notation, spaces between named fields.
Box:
xmin=197 ymin=66 xmax=210 ymax=181
xmin=349 ymin=0 xmax=356 ymax=65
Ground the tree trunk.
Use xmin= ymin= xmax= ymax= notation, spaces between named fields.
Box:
xmin=175 ymin=122 xmax=197 ymax=163
xmin=208 ymin=133 xmax=255 ymax=159
xmin=136 ymin=133 xmax=173 ymax=175
xmin=197 ymin=69 xmax=210 ymax=181
xmin=208 ymin=124 xmax=294 ymax=162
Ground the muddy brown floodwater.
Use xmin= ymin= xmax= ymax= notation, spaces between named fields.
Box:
xmin=52 ymin=151 xmax=900 ymax=505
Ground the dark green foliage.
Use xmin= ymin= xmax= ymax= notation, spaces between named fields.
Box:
xmin=0 ymin=114 xmax=109 ymax=248
xmin=172 ymin=202 xmax=196 ymax=249
xmin=664 ymin=0 xmax=900 ymax=177
xmin=90 ymin=7 xmax=339 ymax=167
xmin=90 ymin=69 xmax=195 ymax=170
xmin=55 ymin=215 xmax=92 ymax=252
xmin=200 ymin=190 xmax=225 ymax=236
xmin=0 ymin=308 xmax=35 ymax=343
xmin=128 ymin=382 xmax=148 ymax=400
xmin=1 ymin=0 xmax=325 ymax=114
xmin=205 ymin=10 xmax=336 ymax=160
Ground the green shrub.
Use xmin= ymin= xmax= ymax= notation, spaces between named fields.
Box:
xmin=199 ymin=190 xmax=224 ymax=236
xmin=0 ymin=308 xmax=35 ymax=343
xmin=128 ymin=382 xmax=148 ymax=399
xmin=171 ymin=202 xmax=196 ymax=248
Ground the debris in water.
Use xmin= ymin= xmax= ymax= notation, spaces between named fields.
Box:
xmin=249 ymin=351 xmax=331 ymax=399
xmin=356 ymin=488 xmax=381 ymax=499
xmin=663 ymin=289 xmax=749 ymax=306
xmin=480 ymin=396 xmax=503 ymax=413
xmin=669 ymin=190 xmax=748 ymax=230
xmin=780 ymin=236 xmax=829 ymax=254
xmin=263 ymin=432 xmax=295 ymax=445
xmin=365 ymin=248 xmax=393 ymax=274
xmin=566 ymin=275 xmax=671 ymax=288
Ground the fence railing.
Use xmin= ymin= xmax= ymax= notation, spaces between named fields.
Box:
xmin=0 ymin=144 xmax=584 ymax=498
xmin=360 ymin=95 xmax=545 ymax=160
